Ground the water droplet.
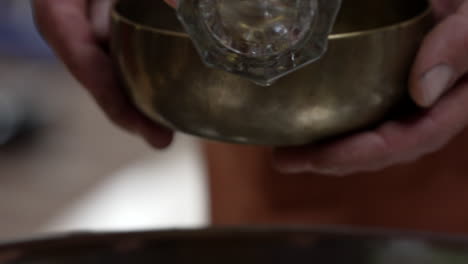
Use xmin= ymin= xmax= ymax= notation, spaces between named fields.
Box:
xmin=199 ymin=0 xmax=318 ymax=58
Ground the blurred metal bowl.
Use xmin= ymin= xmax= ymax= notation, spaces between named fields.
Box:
xmin=111 ymin=0 xmax=433 ymax=146
xmin=2 ymin=228 xmax=468 ymax=263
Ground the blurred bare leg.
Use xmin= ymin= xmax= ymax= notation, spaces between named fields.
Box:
xmin=203 ymin=128 xmax=468 ymax=234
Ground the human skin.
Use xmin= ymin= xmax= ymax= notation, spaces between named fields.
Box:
xmin=32 ymin=0 xmax=174 ymax=149
xmin=274 ymin=0 xmax=468 ymax=175
xmin=33 ymin=0 xmax=468 ymax=232
xmin=33 ymin=0 xmax=468 ymax=175
xmin=199 ymin=0 xmax=468 ymax=233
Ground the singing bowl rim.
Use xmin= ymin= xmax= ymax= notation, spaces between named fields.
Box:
xmin=3 ymin=226 xmax=468 ymax=249
xmin=110 ymin=3 xmax=432 ymax=40
xmin=0 ymin=226 xmax=468 ymax=263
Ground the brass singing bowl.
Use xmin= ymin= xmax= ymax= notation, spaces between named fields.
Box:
xmin=111 ymin=0 xmax=433 ymax=146
xmin=3 ymin=228 xmax=468 ymax=263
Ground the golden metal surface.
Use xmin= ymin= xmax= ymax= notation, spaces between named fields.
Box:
xmin=111 ymin=0 xmax=433 ymax=146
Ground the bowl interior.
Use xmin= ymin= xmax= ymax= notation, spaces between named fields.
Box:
xmin=113 ymin=0 xmax=429 ymax=36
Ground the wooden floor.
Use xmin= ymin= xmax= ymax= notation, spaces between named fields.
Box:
xmin=0 ymin=59 xmax=154 ymax=240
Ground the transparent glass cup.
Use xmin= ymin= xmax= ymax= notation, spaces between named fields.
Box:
xmin=177 ymin=0 xmax=342 ymax=85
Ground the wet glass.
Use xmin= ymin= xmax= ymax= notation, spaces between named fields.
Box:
xmin=177 ymin=0 xmax=342 ymax=85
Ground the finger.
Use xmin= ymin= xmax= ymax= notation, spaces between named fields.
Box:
xmin=33 ymin=0 xmax=173 ymax=148
xmin=90 ymin=0 xmax=115 ymax=42
xmin=274 ymin=77 xmax=468 ymax=175
xmin=164 ymin=0 xmax=177 ymax=8
xmin=410 ymin=1 xmax=468 ymax=107
xmin=430 ymin=0 xmax=464 ymax=19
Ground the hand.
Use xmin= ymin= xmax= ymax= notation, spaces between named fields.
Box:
xmin=274 ymin=0 xmax=468 ymax=176
xmin=32 ymin=0 xmax=174 ymax=148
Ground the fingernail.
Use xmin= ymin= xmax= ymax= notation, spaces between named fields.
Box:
xmin=418 ymin=64 xmax=455 ymax=107
xmin=275 ymin=164 xmax=346 ymax=176
xmin=273 ymin=159 xmax=327 ymax=175
xmin=272 ymin=157 xmax=309 ymax=175
xmin=275 ymin=164 xmax=308 ymax=174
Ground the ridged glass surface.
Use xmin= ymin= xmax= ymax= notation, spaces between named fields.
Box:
xmin=178 ymin=0 xmax=341 ymax=85
xmin=199 ymin=0 xmax=317 ymax=58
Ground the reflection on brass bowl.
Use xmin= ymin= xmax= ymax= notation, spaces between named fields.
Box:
xmin=111 ymin=0 xmax=433 ymax=146
xmin=2 ymin=228 xmax=468 ymax=263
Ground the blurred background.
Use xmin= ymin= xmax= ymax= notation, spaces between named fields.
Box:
xmin=0 ymin=0 xmax=209 ymax=241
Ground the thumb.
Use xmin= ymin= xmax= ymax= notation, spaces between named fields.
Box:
xmin=90 ymin=0 xmax=115 ymax=41
xmin=410 ymin=2 xmax=468 ymax=107
xmin=164 ymin=0 xmax=177 ymax=8
xmin=430 ymin=0 xmax=465 ymax=18
xmin=430 ymin=0 xmax=464 ymax=19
